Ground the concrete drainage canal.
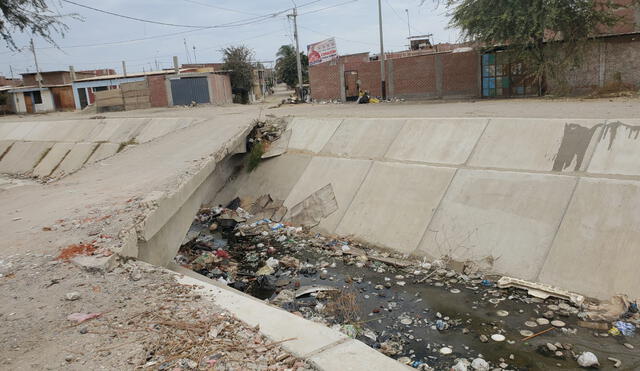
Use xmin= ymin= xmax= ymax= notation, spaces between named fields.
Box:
xmin=173 ymin=202 xmax=640 ymax=371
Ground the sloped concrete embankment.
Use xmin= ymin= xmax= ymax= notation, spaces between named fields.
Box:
xmin=215 ymin=117 xmax=640 ymax=300
xmin=0 ymin=117 xmax=202 ymax=179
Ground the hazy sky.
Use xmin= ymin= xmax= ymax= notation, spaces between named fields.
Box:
xmin=0 ymin=0 xmax=459 ymax=77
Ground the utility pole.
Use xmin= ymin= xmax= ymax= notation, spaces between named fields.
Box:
xmin=193 ymin=46 xmax=197 ymax=64
xmin=288 ymin=7 xmax=304 ymax=101
xmin=9 ymin=65 xmax=14 ymax=79
xmin=173 ymin=56 xmax=180 ymax=75
xmin=377 ymin=0 xmax=386 ymax=100
xmin=122 ymin=61 xmax=128 ymax=77
xmin=405 ymin=9 xmax=411 ymax=37
xmin=29 ymin=38 xmax=43 ymax=88
xmin=183 ymin=39 xmax=192 ymax=64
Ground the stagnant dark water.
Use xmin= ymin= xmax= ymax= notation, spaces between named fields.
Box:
xmin=177 ymin=216 xmax=640 ymax=371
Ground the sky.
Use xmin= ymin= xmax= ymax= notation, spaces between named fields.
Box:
xmin=0 ymin=0 xmax=460 ymax=77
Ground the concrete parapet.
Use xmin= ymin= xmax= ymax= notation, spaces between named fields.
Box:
xmin=320 ymin=118 xmax=405 ymax=158
xmin=288 ymin=117 xmax=343 ymax=153
xmin=385 ymin=118 xmax=488 ymax=165
xmin=468 ymin=118 xmax=604 ymax=172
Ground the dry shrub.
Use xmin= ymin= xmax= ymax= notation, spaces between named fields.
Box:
xmin=325 ymin=289 xmax=360 ymax=323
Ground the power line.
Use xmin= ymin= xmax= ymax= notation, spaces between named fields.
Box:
xmin=383 ymin=0 xmax=405 ymax=23
xmin=61 ymin=0 xmax=210 ymax=28
xmin=182 ymin=0 xmax=260 ymax=16
xmin=299 ymin=25 xmax=405 ymax=49
xmin=298 ymin=0 xmax=359 ymax=15
xmin=60 ymin=0 xmax=298 ymax=29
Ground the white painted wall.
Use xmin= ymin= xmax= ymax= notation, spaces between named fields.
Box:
xmin=33 ymin=90 xmax=55 ymax=113
xmin=11 ymin=90 xmax=55 ymax=113
xmin=10 ymin=92 xmax=26 ymax=113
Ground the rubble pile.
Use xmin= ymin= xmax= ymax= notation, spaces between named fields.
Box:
xmin=176 ymin=200 xmax=640 ymax=370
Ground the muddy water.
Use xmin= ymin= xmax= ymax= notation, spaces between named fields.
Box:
xmin=178 ymin=221 xmax=640 ymax=370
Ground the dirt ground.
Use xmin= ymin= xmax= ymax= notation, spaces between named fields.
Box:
xmin=0 ymin=253 xmax=310 ymax=371
xmin=0 ymin=94 xmax=638 ymax=370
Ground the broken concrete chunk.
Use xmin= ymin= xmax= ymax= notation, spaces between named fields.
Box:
xmin=497 ymin=276 xmax=584 ymax=306
xmin=262 ymin=129 xmax=291 ymax=159
xmin=287 ymin=184 xmax=338 ymax=227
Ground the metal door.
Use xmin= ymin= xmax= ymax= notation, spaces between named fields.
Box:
xmin=170 ymin=77 xmax=210 ymax=106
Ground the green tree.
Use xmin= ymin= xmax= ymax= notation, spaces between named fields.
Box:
xmin=1 ymin=0 xmax=72 ymax=50
xmin=275 ymin=45 xmax=309 ymax=88
xmin=221 ymin=45 xmax=254 ymax=92
xmin=446 ymin=0 xmax=635 ymax=95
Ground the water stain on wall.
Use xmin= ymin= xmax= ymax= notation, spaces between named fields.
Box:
xmin=552 ymin=121 xmax=640 ymax=172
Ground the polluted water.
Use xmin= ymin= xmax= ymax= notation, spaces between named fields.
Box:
xmin=175 ymin=203 xmax=640 ymax=370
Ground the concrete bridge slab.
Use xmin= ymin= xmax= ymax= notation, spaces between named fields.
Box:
xmin=288 ymin=117 xmax=343 ymax=153
xmin=284 ymin=157 xmax=372 ymax=233
xmin=0 ymin=141 xmax=52 ymax=174
xmin=417 ymin=169 xmax=577 ymax=280
xmin=320 ymin=118 xmax=405 ymax=159
xmin=385 ymin=118 xmax=488 ymax=165
xmin=468 ymin=118 xmax=603 ymax=172
xmin=33 ymin=142 xmax=74 ymax=178
xmin=538 ymin=178 xmax=640 ymax=299
xmin=135 ymin=118 xmax=197 ymax=143
xmin=336 ymin=162 xmax=455 ymax=253
xmin=587 ymin=119 xmax=640 ymax=176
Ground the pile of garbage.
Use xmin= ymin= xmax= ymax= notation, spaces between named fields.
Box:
xmin=176 ymin=198 xmax=640 ymax=370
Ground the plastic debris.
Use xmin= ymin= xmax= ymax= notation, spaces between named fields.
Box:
xmin=471 ymin=358 xmax=490 ymax=371
xmin=577 ymin=352 xmax=599 ymax=367
xmin=614 ymin=321 xmax=636 ymax=336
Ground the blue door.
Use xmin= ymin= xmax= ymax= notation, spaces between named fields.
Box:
xmin=170 ymin=77 xmax=210 ymax=106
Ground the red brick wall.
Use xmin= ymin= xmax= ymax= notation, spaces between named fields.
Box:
xmin=310 ymin=51 xmax=479 ymax=101
xmin=309 ymin=62 xmax=341 ymax=101
xmin=354 ymin=61 xmax=382 ymax=97
xmin=392 ymin=54 xmax=438 ymax=98
xmin=601 ymin=0 xmax=639 ymax=34
xmin=547 ymin=35 xmax=640 ymax=94
xmin=147 ymin=75 xmax=168 ymax=107
xmin=442 ymin=52 xmax=479 ymax=96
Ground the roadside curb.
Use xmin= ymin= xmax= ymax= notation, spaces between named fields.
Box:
xmin=169 ymin=264 xmax=413 ymax=371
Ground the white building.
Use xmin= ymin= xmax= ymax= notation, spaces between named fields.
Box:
xmin=7 ymin=87 xmax=56 ymax=114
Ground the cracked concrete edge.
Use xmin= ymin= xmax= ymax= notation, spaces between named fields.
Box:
xmin=130 ymin=122 xmax=253 ymax=245
xmin=168 ymin=264 xmax=412 ymax=371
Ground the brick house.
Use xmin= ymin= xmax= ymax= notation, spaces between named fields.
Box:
xmin=309 ymin=1 xmax=640 ymax=100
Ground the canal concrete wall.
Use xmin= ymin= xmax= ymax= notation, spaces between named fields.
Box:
xmin=0 ymin=117 xmax=203 ymax=178
xmin=216 ymin=116 xmax=640 ymax=300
